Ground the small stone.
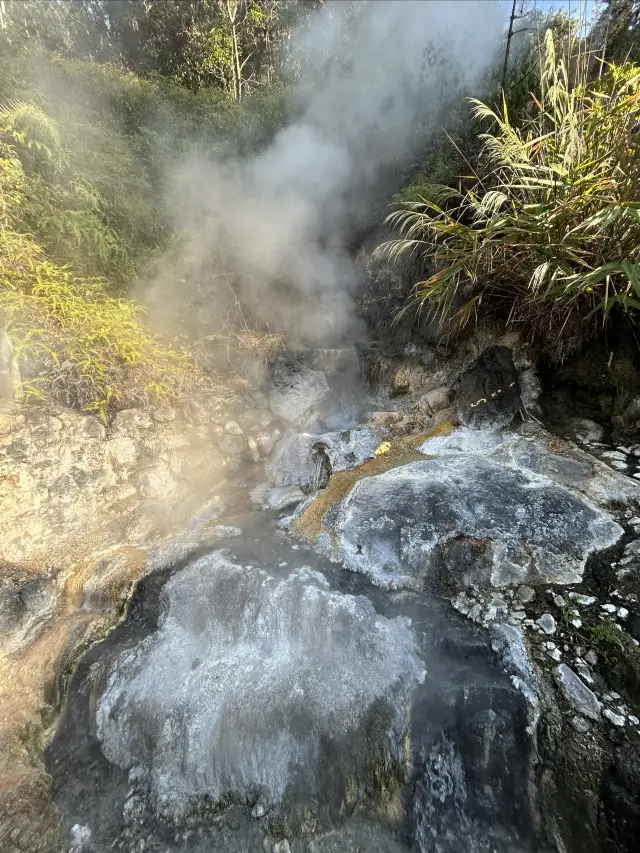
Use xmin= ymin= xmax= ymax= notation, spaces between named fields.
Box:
xmin=536 ymin=613 xmax=557 ymax=635
xmin=517 ymin=585 xmax=535 ymax=604
xmin=554 ymin=664 xmax=601 ymax=721
xmin=569 ymin=593 xmax=596 ymax=606
xmin=548 ymin=648 xmax=562 ymax=662
xmin=575 ymin=646 xmax=586 ymax=657
xmin=571 ymin=715 xmax=590 ymax=734
xmin=609 ymin=691 xmax=621 ymax=700
xmin=570 ymin=618 xmax=582 ymax=628
xmin=602 ymin=693 xmax=613 ymax=703
xmin=273 ymin=842 xmax=292 ymax=853
xmin=509 ymin=610 xmax=525 ymax=621
xmin=603 ymin=709 xmax=625 ymax=727
xmin=601 ymin=450 xmax=627 ymax=461
xmin=468 ymin=603 xmax=482 ymax=623
xmin=629 ymin=715 xmax=640 ymax=726
xmin=574 ymin=660 xmax=593 ymax=684
xmin=584 ymin=649 xmax=598 ymax=666
xmin=601 ymin=603 xmax=617 ymax=614
xmin=256 ymin=432 xmax=274 ymax=457
xmin=610 ymin=460 xmax=629 ymax=471
xmin=224 ymin=421 xmax=243 ymax=435
xmin=553 ymin=594 xmax=565 ymax=608
xmin=618 ymin=607 xmax=629 ymax=619
xmin=483 ymin=605 xmax=498 ymax=622
xmin=251 ymin=803 xmax=266 ymax=819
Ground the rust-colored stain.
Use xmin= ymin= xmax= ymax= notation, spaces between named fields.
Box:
xmin=292 ymin=421 xmax=454 ymax=541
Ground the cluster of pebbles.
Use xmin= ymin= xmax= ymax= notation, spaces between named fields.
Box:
xmin=569 ymin=416 xmax=640 ymax=480
xmin=452 ymin=579 xmax=639 ymax=732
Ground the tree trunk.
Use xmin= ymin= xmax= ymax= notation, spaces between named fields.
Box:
xmin=502 ymin=0 xmax=518 ymax=92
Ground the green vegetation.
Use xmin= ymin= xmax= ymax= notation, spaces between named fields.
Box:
xmin=0 ymin=103 xmax=200 ymax=421
xmin=0 ymin=1 xmax=304 ymax=418
xmin=380 ymin=29 xmax=640 ymax=359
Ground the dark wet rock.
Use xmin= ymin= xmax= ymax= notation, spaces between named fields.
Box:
xmin=314 ymin=454 xmax=622 ymax=590
xmin=453 ymin=346 xmax=520 ymax=430
xmin=96 ymin=554 xmax=424 ymax=830
xmin=0 ymin=569 xmax=55 ymax=653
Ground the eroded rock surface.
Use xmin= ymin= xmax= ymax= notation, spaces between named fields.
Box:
xmin=96 ymin=553 xmax=424 ymax=829
xmin=298 ymin=426 xmax=633 ymax=591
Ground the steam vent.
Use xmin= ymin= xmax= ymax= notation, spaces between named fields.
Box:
xmin=1 ymin=3 xmax=640 ymax=853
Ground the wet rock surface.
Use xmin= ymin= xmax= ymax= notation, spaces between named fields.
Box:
xmin=305 ymin=429 xmax=624 ymax=590
xmin=48 ymin=521 xmax=537 ymax=853
xmin=96 ymin=552 xmax=424 ymax=829
xmin=5 ymin=327 xmax=640 ymax=853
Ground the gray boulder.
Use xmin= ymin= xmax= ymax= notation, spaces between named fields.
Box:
xmin=267 ymin=426 xmax=378 ymax=489
xmin=312 ymin=451 xmax=622 ymax=590
xmin=453 ymin=345 xmax=520 ymax=429
xmin=96 ymin=554 xmax=424 ymax=828
xmin=269 ymin=361 xmax=331 ymax=426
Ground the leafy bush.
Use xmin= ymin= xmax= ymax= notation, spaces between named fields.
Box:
xmin=0 ymin=129 xmax=200 ymax=421
xmin=379 ymin=32 xmax=640 ymax=359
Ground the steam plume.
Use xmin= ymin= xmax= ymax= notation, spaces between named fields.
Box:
xmin=144 ymin=0 xmax=505 ymax=348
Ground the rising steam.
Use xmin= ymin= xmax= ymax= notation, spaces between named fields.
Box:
xmin=143 ymin=0 xmax=505 ymax=348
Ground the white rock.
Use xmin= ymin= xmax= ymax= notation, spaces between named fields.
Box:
xmin=548 ymin=648 xmax=562 ymax=662
xmin=554 ymin=664 xmax=601 ymax=721
xmin=553 ymin=594 xmax=565 ymax=608
xmin=571 ymin=618 xmax=582 ymax=628
xmin=571 ymin=715 xmax=590 ymax=733
xmin=224 ymin=421 xmax=244 ymax=435
xmin=251 ymin=803 xmax=266 ymax=819
xmin=574 ymin=660 xmax=593 ymax=685
xmin=569 ymin=593 xmax=596 ymax=606
xmin=584 ymin=650 xmax=598 ymax=666
xmin=629 ymin=715 xmax=640 ymax=726
xmin=603 ymin=709 xmax=625 ymax=727
xmin=601 ymin=450 xmax=627 ymax=461
xmin=601 ymin=603 xmax=617 ymax=614
xmin=617 ymin=607 xmax=629 ymax=619
xmin=536 ymin=613 xmax=557 ymax=635
xmin=517 ymin=585 xmax=535 ymax=604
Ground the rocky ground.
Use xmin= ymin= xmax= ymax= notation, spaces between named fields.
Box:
xmin=1 ymin=326 xmax=640 ymax=853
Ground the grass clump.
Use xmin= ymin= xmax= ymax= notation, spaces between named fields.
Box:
xmin=379 ymin=32 xmax=640 ymax=359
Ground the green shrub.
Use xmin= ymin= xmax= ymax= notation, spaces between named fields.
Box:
xmin=0 ymin=133 xmax=200 ymax=421
xmin=0 ymin=226 xmax=200 ymax=422
xmin=378 ymin=32 xmax=640 ymax=359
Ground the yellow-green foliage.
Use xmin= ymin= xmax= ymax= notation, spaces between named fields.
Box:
xmin=0 ymin=129 xmax=199 ymax=421
xmin=379 ymin=32 xmax=640 ymax=358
